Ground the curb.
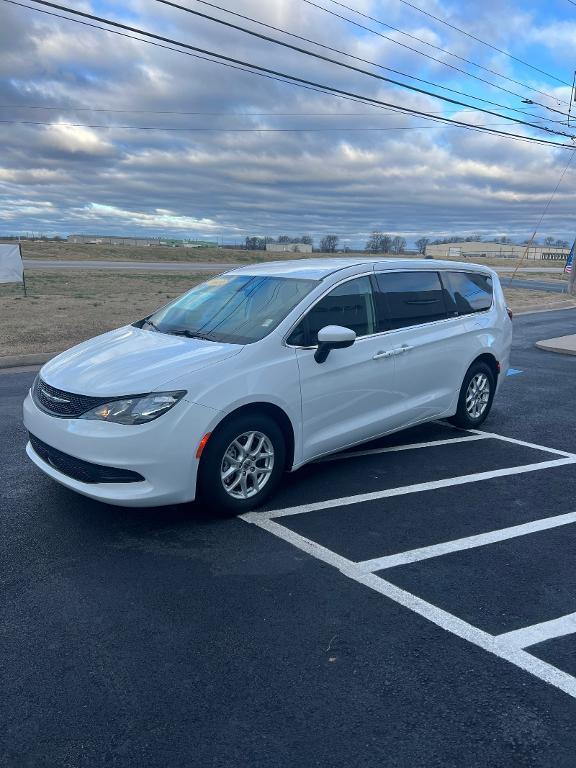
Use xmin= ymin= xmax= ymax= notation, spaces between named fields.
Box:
xmin=0 ymin=352 xmax=56 ymax=370
xmin=514 ymin=305 xmax=576 ymax=316
xmin=535 ymin=335 xmax=576 ymax=356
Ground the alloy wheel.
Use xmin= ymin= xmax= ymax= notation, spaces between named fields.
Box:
xmin=220 ymin=431 xmax=275 ymax=500
xmin=465 ymin=373 xmax=491 ymax=419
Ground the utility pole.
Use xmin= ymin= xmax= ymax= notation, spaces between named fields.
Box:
xmin=18 ymin=233 xmax=27 ymax=297
xmin=568 ymin=70 xmax=576 ymax=128
xmin=567 ymin=239 xmax=576 ymax=296
xmin=567 ymin=73 xmax=576 ymax=294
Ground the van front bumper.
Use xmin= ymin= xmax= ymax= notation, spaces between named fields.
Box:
xmin=23 ymin=392 xmax=218 ymax=507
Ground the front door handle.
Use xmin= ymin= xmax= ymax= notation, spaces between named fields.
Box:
xmin=373 ymin=350 xmax=393 ymax=360
xmin=394 ymin=344 xmax=414 ymax=355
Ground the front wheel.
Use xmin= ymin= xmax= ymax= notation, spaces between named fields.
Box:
xmin=197 ymin=413 xmax=286 ymax=513
xmin=449 ymin=362 xmax=496 ymax=429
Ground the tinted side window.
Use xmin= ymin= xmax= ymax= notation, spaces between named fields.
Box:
xmin=443 ymin=271 xmax=493 ymax=316
xmin=287 ymin=276 xmax=376 ymax=345
xmin=375 ymin=271 xmax=447 ymax=330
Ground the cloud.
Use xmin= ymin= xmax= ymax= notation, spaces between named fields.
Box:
xmin=73 ymin=203 xmax=224 ymax=232
xmin=0 ymin=0 xmax=575 ymax=245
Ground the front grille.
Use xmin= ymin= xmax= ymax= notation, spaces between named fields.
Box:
xmin=32 ymin=377 xmax=109 ymax=418
xmin=29 ymin=433 xmax=144 ymax=484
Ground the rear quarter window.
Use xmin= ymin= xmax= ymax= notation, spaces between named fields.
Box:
xmin=442 ymin=271 xmax=493 ymax=316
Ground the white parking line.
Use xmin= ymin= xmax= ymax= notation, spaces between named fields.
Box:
xmin=317 ymin=433 xmax=488 ymax=463
xmin=262 ymin=457 xmax=576 ymax=520
xmin=496 ymin=612 xmax=576 ymax=650
xmin=243 ymin=428 xmax=576 ymax=700
xmin=469 ymin=429 xmax=576 ymax=459
xmin=241 ymin=515 xmax=576 ymax=700
xmin=356 ymin=510 xmax=576 ymax=572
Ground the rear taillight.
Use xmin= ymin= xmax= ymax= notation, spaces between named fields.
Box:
xmin=506 ymin=306 xmax=513 ymax=320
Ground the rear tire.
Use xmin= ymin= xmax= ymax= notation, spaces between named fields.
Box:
xmin=449 ymin=361 xmax=496 ymax=429
xmin=197 ymin=412 xmax=286 ymax=514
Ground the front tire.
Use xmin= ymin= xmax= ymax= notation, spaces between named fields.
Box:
xmin=449 ymin=361 xmax=496 ymax=429
xmin=197 ymin=413 xmax=286 ymax=513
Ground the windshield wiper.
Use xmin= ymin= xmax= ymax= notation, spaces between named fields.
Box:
xmin=137 ymin=317 xmax=161 ymax=331
xmin=166 ymin=329 xmax=214 ymax=341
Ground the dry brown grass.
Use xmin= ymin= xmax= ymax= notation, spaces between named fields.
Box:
xmin=1 ymin=269 xmax=574 ymax=358
xmin=19 ymin=241 xmax=344 ymax=263
xmin=20 ymin=241 xmax=248 ymax=263
xmin=0 ymin=271 xmax=205 ymax=356
xmin=18 ymin=241 xmax=568 ymax=271
xmin=502 ymin=287 xmax=576 ymax=314
xmin=502 ymin=271 xmax=567 ymax=282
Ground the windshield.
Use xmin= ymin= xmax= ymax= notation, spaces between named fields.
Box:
xmin=141 ymin=274 xmax=318 ymax=344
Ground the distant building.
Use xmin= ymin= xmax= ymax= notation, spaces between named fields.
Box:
xmin=67 ymin=234 xmax=215 ymax=247
xmin=424 ymin=241 xmax=569 ymax=261
xmin=266 ymin=243 xmax=313 ymax=254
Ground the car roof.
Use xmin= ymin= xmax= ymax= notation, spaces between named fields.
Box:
xmin=228 ymin=257 xmax=493 ymax=281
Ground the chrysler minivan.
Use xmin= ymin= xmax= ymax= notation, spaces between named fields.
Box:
xmin=24 ymin=258 xmax=512 ymax=512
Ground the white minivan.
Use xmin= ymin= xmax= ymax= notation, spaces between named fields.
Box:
xmin=24 ymin=258 xmax=512 ymax=513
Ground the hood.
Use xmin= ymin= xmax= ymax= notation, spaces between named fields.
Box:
xmin=41 ymin=325 xmax=243 ymax=396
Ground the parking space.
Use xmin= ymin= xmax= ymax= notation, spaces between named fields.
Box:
xmin=275 ymin=464 xmax=576 ymax=562
xmin=4 ymin=309 xmax=576 ymax=766
xmin=242 ymin=423 xmax=576 ymax=700
xmin=267 ymin=430 xmax=563 ymax=511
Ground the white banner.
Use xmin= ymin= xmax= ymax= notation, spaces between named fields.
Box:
xmin=0 ymin=244 xmax=24 ymax=284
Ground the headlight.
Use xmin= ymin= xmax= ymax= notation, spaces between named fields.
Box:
xmin=79 ymin=391 xmax=186 ymax=425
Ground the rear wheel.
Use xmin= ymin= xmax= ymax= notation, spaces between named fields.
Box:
xmin=197 ymin=413 xmax=286 ymax=513
xmin=449 ymin=361 xmax=496 ymax=429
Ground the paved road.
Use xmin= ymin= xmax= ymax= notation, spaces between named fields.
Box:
xmin=2 ymin=309 xmax=576 ymax=767
xmin=501 ymin=277 xmax=566 ymax=293
xmin=496 ymin=266 xmax=564 ymax=273
xmin=24 ymin=258 xmax=566 ymax=277
xmin=23 ymin=258 xmax=232 ymax=272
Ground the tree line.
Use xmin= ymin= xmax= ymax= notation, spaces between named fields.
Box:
xmin=246 ymin=231 xmax=573 ymax=255
xmin=245 ymin=234 xmax=340 ymax=252
xmin=423 ymin=235 xmax=570 ymax=248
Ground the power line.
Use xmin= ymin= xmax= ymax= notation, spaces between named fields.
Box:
xmin=390 ymin=0 xmax=571 ymax=86
xmin=569 ymin=70 xmax=576 ymax=127
xmin=509 ymin=151 xmax=576 ymax=280
xmin=185 ymin=0 xmax=569 ymax=118
xmin=6 ymin=0 xmax=576 ymax=149
xmin=0 ymin=104 xmax=559 ymax=119
xmin=149 ymin=0 xmax=572 ymax=128
xmin=2 ymin=0 xmax=559 ymax=139
xmin=5 ymin=0 xmax=396 ymax=115
xmin=303 ymin=0 xmax=572 ymax=110
xmin=11 ymin=0 xmax=576 ymax=148
xmin=0 ymin=118 xmax=544 ymax=131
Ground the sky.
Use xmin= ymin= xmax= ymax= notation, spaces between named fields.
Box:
xmin=1 ymin=0 xmax=576 ymax=247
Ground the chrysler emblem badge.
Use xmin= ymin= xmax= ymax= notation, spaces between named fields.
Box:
xmin=42 ymin=389 xmax=70 ymax=404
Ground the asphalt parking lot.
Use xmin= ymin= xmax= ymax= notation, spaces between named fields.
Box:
xmin=2 ymin=308 xmax=576 ymax=768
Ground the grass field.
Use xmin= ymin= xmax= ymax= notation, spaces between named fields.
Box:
xmin=0 ymin=271 xmax=205 ymax=356
xmin=20 ymin=241 xmax=251 ymax=263
xmin=16 ymin=241 xmax=569 ymax=272
xmin=1 ymin=269 xmax=575 ymax=358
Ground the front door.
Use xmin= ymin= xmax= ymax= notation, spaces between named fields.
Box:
xmin=287 ymin=275 xmax=398 ymax=461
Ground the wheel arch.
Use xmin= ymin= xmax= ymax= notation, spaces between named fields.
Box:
xmin=470 ymin=352 xmax=500 ymax=381
xmin=208 ymin=402 xmax=296 ymax=471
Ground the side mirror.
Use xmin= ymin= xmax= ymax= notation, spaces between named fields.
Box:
xmin=314 ymin=325 xmax=356 ymax=363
